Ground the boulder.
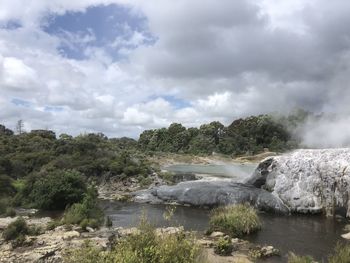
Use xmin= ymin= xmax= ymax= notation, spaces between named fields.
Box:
xmin=246 ymin=148 xmax=350 ymax=216
xmin=151 ymin=180 xmax=289 ymax=214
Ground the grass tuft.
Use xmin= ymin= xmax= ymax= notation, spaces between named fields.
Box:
xmin=209 ymin=204 xmax=261 ymax=237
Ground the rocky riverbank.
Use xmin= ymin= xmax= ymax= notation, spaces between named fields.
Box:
xmin=0 ymin=216 xmax=280 ymax=263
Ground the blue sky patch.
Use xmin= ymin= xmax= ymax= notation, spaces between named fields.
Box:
xmin=11 ymin=98 xmax=31 ymax=107
xmin=0 ymin=20 xmax=21 ymax=30
xmin=43 ymin=4 xmax=155 ymax=60
xmin=44 ymin=106 xmax=64 ymax=112
xmin=150 ymin=95 xmax=192 ymax=109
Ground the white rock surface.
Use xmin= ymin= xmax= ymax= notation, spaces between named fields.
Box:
xmin=248 ymin=148 xmax=350 ymax=216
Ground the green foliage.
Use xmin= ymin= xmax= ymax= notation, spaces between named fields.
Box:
xmin=2 ymin=217 xmax=28 ymax=241
xmin=20 ymin=169 xmax=87 ymax=210
xmin=288 ymin=253 xmax=314 ymax=263
xmin=0 ymin=197 xmax=11 ymax=215
xmin=328 ymin=243 xmax=350 ymax=263
xmin=0 ymin=174 xmax=15 ymax=197
xmin=5 ymin=207 xmax=16 ymax=217
xmin=209 ymin=204 xmax=261 ymax=237
xmin=64 ymin=217 xmax=204 ymax=263
xmin=64 ymin=240 xmax=105 ymax=263
xmin=138 ymin=113 xmax=304 ymax=156
xmin=214 ymin=237 xmax=233 ymax=256
xmin=105 ymin=216 xmax=113 ymax=228
xmin=46 ymin=220 xmax=60 ymax=231
xmin=63 ymin=187 xmax=104 ymax=229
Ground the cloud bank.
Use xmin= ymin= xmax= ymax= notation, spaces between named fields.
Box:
xmin=0 ymin=0 xmax=350 ymax=145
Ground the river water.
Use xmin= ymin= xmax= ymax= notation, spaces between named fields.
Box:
xmin=102 ymin=163 xmax=348 ymax=262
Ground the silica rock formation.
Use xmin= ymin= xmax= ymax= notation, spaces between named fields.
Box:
xmin=134 ymin=181 xmax=290 ymax=214
xmin=246 ymin=148 xmax=350 ymax=216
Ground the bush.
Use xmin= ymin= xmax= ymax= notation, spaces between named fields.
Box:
xmin=63 ymin=187 xmax=104 ymax=229
xmin=46 ymin=220 xmax=60 ymax=231
xmin=288 ymin=253 xmax=314 ymax=263
xmin=209 ymin=204 xmax=261 ymax=237
xmin=329 ymin=243 xmax=350 ymax=263
xmin=5 ymin=207 xmax=16 ymax=217
xmin=0 ymin=198 xmax=10 ymax=215
xmin=26 ymin=169 xmax=86 ymax=210
xmin=65 ymin=217 xmax=204 ymax=263
xmin=2 ymin=217 xmax=28 ymax=241
xmin=64 ymin=240 xmax=104 ymax=263
xmin=105 ymin=216 xmax=113 ymax=228
xmin=214 ymin=237 xmax=233 ymax=256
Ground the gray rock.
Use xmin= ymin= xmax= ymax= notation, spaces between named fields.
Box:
xmin=138 ymin=180 xmax=289 ymax=214
xmin=246 ymin=148 xmax=350 ymax=216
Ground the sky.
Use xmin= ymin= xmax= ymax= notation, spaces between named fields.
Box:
xmin=1 ymin=0 xmax=350 ymax=139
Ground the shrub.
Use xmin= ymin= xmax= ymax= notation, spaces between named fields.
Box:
xmin=105 ymin=216 xmax=113 ymax=228
xmin=65 ymin=217 xmax=204 ymax=263
xmin=63 ymin=187 xmax=104 ymax=229
xmin=329 ymin=243 xmax=350 ymax=263
xmin=288 ymin=253 xmax=314 ymax=263
xmin=2 ymin=217 xmax=28 ymax=241
xmin=0 ymin=198 xmax=10 ymax=215
xmin=26 ymin=169 xmax=86 ymax=210
xmin=5 ymin=207 xmax=16 ymax=217
xmin=138 ymin=176 xmax=153 ymax=187
xmin=28 ymin=225 xmax=43 ymax=236
xmin=46 ymin=220 xmax=60 ymax=231
xmin=214 ymin=237 xmax=233 ymax=256
xmin=209 ymin=204 xmax=261 ymax=237
xmin=64 ymin=240 xmax=104 ymax=263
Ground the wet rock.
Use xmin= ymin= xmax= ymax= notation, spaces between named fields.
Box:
xmin=246 ymin=149 xmax=350 ymax=216
xmin=143 ymin=180 xmax=289 ymax=214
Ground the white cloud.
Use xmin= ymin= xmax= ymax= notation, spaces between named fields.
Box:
xmin=0 ymin=0 xmax=349 ymax=142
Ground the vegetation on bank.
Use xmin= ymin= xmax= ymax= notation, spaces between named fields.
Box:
xmin=139 ymin=111 xmax=309 ymax=156
xmin=0 ymin=125 xmax=153 ymax=214
xmin=2 ymin=217 xmax=43 ymax=248
xmin=209 ymin=204 xmax=261 ymax=237
xmin=64 ymin=217 xmax=204 ymax=263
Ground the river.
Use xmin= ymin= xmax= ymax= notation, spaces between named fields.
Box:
xmin=102 ymin=163 xmax=348 ymax=262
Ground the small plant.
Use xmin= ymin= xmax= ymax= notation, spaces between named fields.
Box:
xmin=214 ymin=237 xmax=233 ymax=256
xmin=64 ymin=240 xmax=104 ymax=263
xmin=28 ymin=225 xmax=43 ymax=236
xmin=2 ymin=217 xmax=28 ymax=241
xmin=63 ymin=187 xmax=104 ymax=229
xmin=209 ymin=204 xmax=261 ymax=237
xmin=288 ymin=253 xmax=314 ymax=263
xmin=328 ymin=243 xmax=350 ymax=263
xmin=0 ymin=198 xmax=10 ymax=215
xmin=163 ymin=205 xmax=176 ymax=221
xmin=138 ymin=176 xmax=153 ymax=187
xmin=64 ymin=215 xmax=204 ymax=263
xmin=105 ymin=216 xmax=113 ymax=228
xmin=2 ymin=217 xmax=29 ymax=247
xmin=46 ymin=220 xmax=60 ymax=231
